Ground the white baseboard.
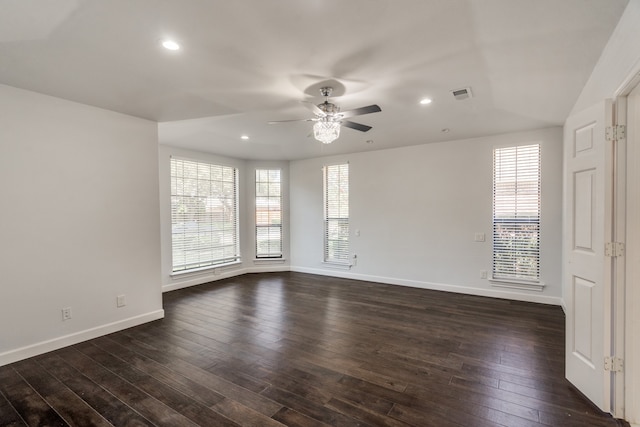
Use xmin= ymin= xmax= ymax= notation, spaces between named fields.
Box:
xmin=560 ymin=298 xmax=567 ymax=314
xmin=1 ymin=268 xmax=561 ymax=367
xmin=164 ymin=263 xmax=563 ymax=306
xmin=162 ymin=264 xmax=290 ymax=293
xmin=162 ymin=268 xmax=247 ymax=292
xmin=0 ymin=310 xmax=165 ymax=367
xmin=290 ymin=266 xmax=563 ymax=306
xmin=245 ymin=264 xmax=291 ymax=274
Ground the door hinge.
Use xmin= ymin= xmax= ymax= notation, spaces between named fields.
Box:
xmin=605 ymin=242 xmax=625 ymax=257
xmin=605 ymin=356 xmax=624 ymax=372
xmin=605 ymin=125 xmax=626 ymax=141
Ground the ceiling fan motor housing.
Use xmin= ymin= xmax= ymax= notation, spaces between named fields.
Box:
xmin=319 ymin=87 xmax=333 ymax=97
xmin=318 ymin=87 xmax=340 ymax=116
xmin=318 ymin=101 xmax=340 ymax=115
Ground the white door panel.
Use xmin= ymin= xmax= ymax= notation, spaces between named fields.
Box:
xmin=564 ymin=100 xmax=612 ymax=412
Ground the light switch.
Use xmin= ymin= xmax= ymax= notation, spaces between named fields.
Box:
xmin=474 ymin=233 xmax=485 ymax=242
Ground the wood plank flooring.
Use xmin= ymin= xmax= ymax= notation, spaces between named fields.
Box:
xmin=0 ymin=272 xmax=629 ymax=426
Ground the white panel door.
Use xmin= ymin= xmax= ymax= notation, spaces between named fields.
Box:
xmin=564 ymin=100 xmax=612 ymax=412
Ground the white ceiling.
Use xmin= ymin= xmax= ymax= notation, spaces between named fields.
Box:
xmin=0 ymin=0 xmax=629 ymax=160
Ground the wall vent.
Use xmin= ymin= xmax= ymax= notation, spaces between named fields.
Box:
xmin=452 ymin=87 xmax=473 ymax=100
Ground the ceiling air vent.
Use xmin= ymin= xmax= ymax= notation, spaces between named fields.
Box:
xmin=451 ymin=87 xmax=473 ymax=100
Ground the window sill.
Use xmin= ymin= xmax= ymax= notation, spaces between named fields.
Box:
xmin=322 ymin=261 xmax=352 ymax=270
xmin=490 ymin=277 xmax=545 ymax=292
xmin=170 ymin=260 xmax=242 ymax=278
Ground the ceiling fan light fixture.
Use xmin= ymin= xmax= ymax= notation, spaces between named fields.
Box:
xmin=313 ymin=120 xmax=341 ymax=144
xmin=270 ymin=86 xmax=380 ymax=143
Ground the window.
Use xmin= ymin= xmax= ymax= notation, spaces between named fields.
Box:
xmin=255 ymin=169 xmax=282 ymax=258
xmin=493 ymin=144 xmax=540 ymax=281
xmin=170 ymin=157 xmax=240 ymax=272
xmin=324 ymin=163 xmax=349 ymax=264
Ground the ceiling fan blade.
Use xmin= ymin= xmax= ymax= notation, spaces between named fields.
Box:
xmin=301 ymin=101 xmax=326 ymax=117
xmin=339 ymin=104 xmax=381 ymax=119
xmin=342 ymin=121 xmax=372 ymax=132
xmin=268 ymin=118 xmax=315 ymax=124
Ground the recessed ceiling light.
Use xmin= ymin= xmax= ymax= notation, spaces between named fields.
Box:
xmin=240 ymin=135 xmax=250 ymax=140
xmin=161 ymin=40 xmax=180 ymax=51
xmin=419 ymin=98 xmax=432 ymax=105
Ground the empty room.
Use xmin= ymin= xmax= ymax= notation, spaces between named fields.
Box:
xmin=1 ymin=1 xmax=640 ymax=426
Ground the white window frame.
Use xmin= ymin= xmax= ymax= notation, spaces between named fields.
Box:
xmin=492 ymin=144 xmax=541 ymax=284
xmin=170 ymin=157 xmax=240 ymax=273
xmin=255 ymin=169 xmax=282 ymax=258
xmin=323 ymin=163 xmax=350 ymax=265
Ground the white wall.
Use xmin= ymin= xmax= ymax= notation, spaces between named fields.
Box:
xmin=0 ymin=84 xmax=163 ymax=366
xmin=290 ymin=127 xmax=563 ymax=305
xmin=572 ymin=0 xmax=640 ymax=114
xmin=158 ymin=146 xmax=290 ymax=292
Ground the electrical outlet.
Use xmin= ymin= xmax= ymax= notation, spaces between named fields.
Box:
xmin=480 ymin=270 xmax=488 ymax=279
xmin=117 ymin=294 xmax=126 ymax=308
xmin=62 ymin=307 xmax=72 ymax=321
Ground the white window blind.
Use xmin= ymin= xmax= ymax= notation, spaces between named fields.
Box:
xmin=493 ymin=144 xmax=540 ymax=281
xmin=170 ymin=158 xmax=240 ymax=272
xmin=324 ymin=163 xmax=349 ymax=264
xmin=255 ymin=169 xmax=282 ymax=258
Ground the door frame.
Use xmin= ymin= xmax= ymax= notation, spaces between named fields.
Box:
xmin=609 ymin=95 xmax=626 ymax=419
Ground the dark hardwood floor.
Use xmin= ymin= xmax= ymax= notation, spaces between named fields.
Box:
xmin=0 ymin=272 xmax=629 ymax=426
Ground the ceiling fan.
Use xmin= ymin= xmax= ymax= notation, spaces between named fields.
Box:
xmin=269 ymin=87 xmax=381 ymax=144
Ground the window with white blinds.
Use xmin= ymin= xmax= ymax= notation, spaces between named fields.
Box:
xmin=324 ymin=163 xmax=349 ymax=264
xmin=255 ymin=169 xmax=282 ymax=258
xmin=170 ymin=157 xmax=240 ymax=272
xmin=493 ymin=144 xmax=540 ymax=281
